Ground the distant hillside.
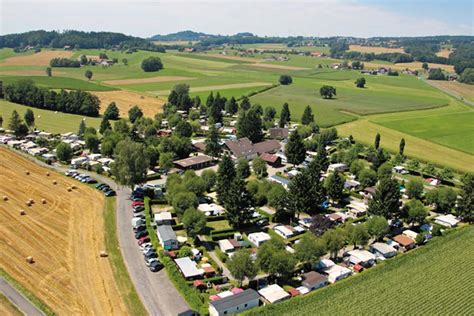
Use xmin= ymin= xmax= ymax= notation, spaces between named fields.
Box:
xmin=0 ymin=30 xmax=164 ymax=52
xmin=149 ymin=30 xmax=213 ymax=41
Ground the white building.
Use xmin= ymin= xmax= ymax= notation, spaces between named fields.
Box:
xmin=347 ymin=249 xmax=376 ymax=267
xmin=435 ymin=214 xmax=460 ymax=228
xmin=273 ymin=225 xmax=295 ymax=239
xmin=248 ymin=232 xmax=271 ymax=247
xmin=209 ymin=289 xmax=260 ymax=316
xmin=323 ymin=264 xmax=352 ymax=283
xmin=174 ymin=257 xmax=203 ymax=279
xmin=258 ymin=284 xmax=290 ymax=304
xmin=328 ymin=163 xmax=347 ymax=173
xmin=370 ymin=242 xmax=397 ymax=259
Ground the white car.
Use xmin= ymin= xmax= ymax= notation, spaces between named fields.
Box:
xmin=140 ymin=243 xmax=153 ymax=251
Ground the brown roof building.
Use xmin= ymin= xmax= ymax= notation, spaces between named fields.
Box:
xmin=253 ymin=139 xmax=281 ymax=154
xmin=224 ymin=138 xmax=258 ymax=159
xmin=174 ymin=155 xmax=213 ymax=170
xmin=393 ymin=235 xmax=416 ymax=250
xmin=301 ymin=271 xmax=328 ymax=291
xmin=260 ymin=153 xmax=282 ymax=167
xmin=269 ymin=128 xmax=289 ymax=139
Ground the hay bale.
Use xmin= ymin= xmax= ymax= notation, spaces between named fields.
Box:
xmin=67 ymin=187 xmax=72 ymax=192
xmin=26 ymin=256 xmax=34 ymax=264
xmin=41 ymin=198 xmax=46 ymax=204
xmin=20 ymin=210 xmax=26 ymax=215
xmin=28 ymin=198 xmax=34 ymax=204
xmin=53 ymin=180 xmax=57 ymax=185
xmin=3 ymin=196 xmax=8 ymax=201
xmin=26 ymin=171 xmax=30 ymax=175
xmin=99 ymin=251 xmax=108 ymax=258
xmin=71 ymin=185 xmax=77 ymax=189
xmin=46 ymin=172 xmax=50 ymax=176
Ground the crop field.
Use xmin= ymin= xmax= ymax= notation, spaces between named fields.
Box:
xmin=427 ymin=80 xmax=474 ymax=102
xmin=0 ymin=100 xmax=102 ymax=134
xmin=246 ymin=225 xmax=474 ymax=316
xmin=436 ymin=48 xmax=454 ymax=58
xmin=0 ymin=75 xmax=117 ymax=91
xmin=0 ymin=50 xmax=73 ymax=66
xmin=93 ymin=90 xmax=165 ymax=118
xmin=0 ymin=148 xmax=127 ymax=315
xmin=348 ymin=44 xmax=405 ymax=54
xmin=364 ymin=61 xmax=455 ymax=72
xmin=0 ymin=293 xmax=23 ymax=316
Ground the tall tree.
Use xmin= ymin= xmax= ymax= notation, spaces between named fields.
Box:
xmin=111 ymin=139 xmax=149 ymax=189
xmin=457 ymin=174 xmax=474 ymax=222
xmin=306 ymin=157 xmax=326 ymax=211
xmin=78 ymin=119 xmax=86 ymax=136
xmin=225 ymin=175 xmax=253 ymax=227
xmin=240 ymin=96 xmax=251 ymax=111
xmin=56 ymin=142 xmax=73 ymax=162
xmin=128 ymin=105 xmax=143 ymax=123
xmin=345 ymin=224 xmax=370 ymax=248
xmin=84 ymin=133 xmax=100 ymax=152
xmin=236 ymin=158 xmax=250 ymax=179
xmin=374 ymin=133 xmax=381 ymax=149
xmin=301 ymin=105 xmax=314 ymax=125
xmin=315 ymin=141 xmax=329 ymax=171
xmin=399 ymin=138 xmax=406 ymax=156
xmin=46 ymin=67 xmax=52 ymax=77
xmin=84 ymin=69 xmax=93 ymax=80
xmin=279 ymin=102 xmax=291 ymax=128
xmin=252 ymin=156 xmax=267 ymax=179
xmin=368 ymin=177 xmax=401 ymax=218
xmin=204 ymin=125 xmax=221 ymax=158
xmin=366 ymin=216 xmax=389 ymax=241
xmin=225 ymin=97 xmax=238 ymax=115
xmin=323 ymin=228 xmax=345 ymax=259
xmin=227 ymin=250 xmax=258 ymax=287
xmin=295 ymin=234 xmax=326 ymax=268
xmin=285 ymin=131 xmax=306 ymax=165
xmin=406 ymin=179 xmax=424 ymax=200
xmin=216 ymin=154 xmax=236 ymax=205
xmin=406 ymin=199 xmax=428 ymax=226
xmin=288 ymin=170 xmax=312 ymax=218
xmin=319 ymin=85 xmax=336 ymax=99
xmin=182 ymin=208 xmax=206 ymax=239
xmin=99 ymin=117 xmax=111 ymax=135
xmin=236 ymin=107 xmax=263 ymax=143
xmin=8 ymin=110 xmax=28 ymax=137
xmin=104 ymin=102 xmax=120 ymax=120
xmin=0 ymin=115 xmax=3 ymax=127
xmin=325 ymin=171 xmax=345 ymax=203
xmin=24 ymin=109 xmax=35 ymax=128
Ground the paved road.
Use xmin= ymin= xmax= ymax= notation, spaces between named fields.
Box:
xmin=4 ymin=148 xmax=192 ymax=316
xmin=0 ymin=277 xmax=44 ymax=316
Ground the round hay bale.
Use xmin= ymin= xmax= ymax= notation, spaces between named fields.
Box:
xmin=28 ymin=198 xmax=34 ymax=204
xmin=53 ymin=180 xmax=57 ymax=185
xmin=46 ymin=172 xmax=50 ymax=176
xmin=26 ymin=171 xmax=30 ymax=175
xmin=26 ymin=256 xmax=34 ymax=263
xmin=3 ymin=196 xmax=8 ymax=201
xmin=20 ymin=210 xmax=26 ymax=215
xmin=99 ymin=251 xmax=108 ymax=258
xmin=41 ymin=198 xmax=46 ymax=204
xmin=71 ymin=185 xmax=77 ymax=189
xmin=67 ymin=187 xmax=72 ymax=192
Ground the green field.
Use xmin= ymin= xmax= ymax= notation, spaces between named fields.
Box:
xmin=0 ymin=99 xmax=101 ymax=134
xmin=246 ymin=225 xmax=474 ymax=315
xmin=0 ymin=75 xmax=117 ymax=91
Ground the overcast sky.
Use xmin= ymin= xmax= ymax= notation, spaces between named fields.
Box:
xmin=1 ymin=0 xmax=472 ymax=37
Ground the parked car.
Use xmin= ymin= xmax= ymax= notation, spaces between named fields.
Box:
xmin=134 ymin=225 xmax=147 ymax=232
xmin=144 ymin=250 xmax=158 ymax=259
xmin=131 ymin=196 xmax=144 ymax=202
xmin=132 ymin=201 xmax=144 ymax=207
xmin=96 ymin=183 xmax=107 ymax=189
xmin=86 ymin=178 xmax=97 ymax=184
xmin=100 ymin=186 xmax=111 ymax=192
xmin=143 ymin=247 xmax=156 ymax=256
xmin=135 ymin=230 xmax=148 ymax=239
xmin=137 ymin=236 xmax=150 ymax=245
xmin=105 ymin=190 xmax=116 ymax=197
xmin=146 ymin=258 xmax=163 ymax=272
xmin=256 ymin=218 xmax=269 ymax=227
xmin=140 ymin=242 xmax=153 ymax=250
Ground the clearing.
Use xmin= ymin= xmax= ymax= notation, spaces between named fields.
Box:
xmin=0 ymin=148 xmax=128 ymax=315
xmin=246 ymin=225 xmax=474 ymax=315
xmin=93 ymin=90 xmax=165 ymax=118
xmin=0 ymin=50 xmax=73 ymax=66
xmin=436 ymin=48 xmax=454 ymax=58
xmin=349 ymin=45 xmax=405 ymax=54
xmin=103 ymin=76 xmax=195 ymax=85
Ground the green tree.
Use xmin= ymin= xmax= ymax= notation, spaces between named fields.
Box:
xmin=8 ymin=110 xmax=28 ymax=137
xmin=325 ymin=171 xmax=345 ymax=203
xmin=174 ymin=120 xmax=193 ymax=137
xmin=24 ymin=109 xmax=35 ymax=128
xmin=350 ymin=159 xmax=365 ymax=177
xmin=279 ymin=102 xmax=291 ymax=128
xmin=320 ymin=85 xmax=336 ymax=99
xmin=428 ymin=68 xmax=445 ymax=80
xmin=459 ymin=68 xmax=474 ymax=84
xmin=279 ymin=74 xmax=293 ymax=85
xmin=104 ymin=102 xmax=120 ymax=120
xmin=141 ymin=56 xmax=163 ymax=72
xmin=368 ymin=177 xmax=401 ymax=218
xmin=257 ymin=239 xmax=295 ymax=279
xmin=374 ymin=133 xmax=381 ymax=149
xmin=406 ymin=199 xmax=428 ymax=226
xmin=111 ymin=139 xmax=149 ymax=189
xmin=159 ymin=152 xmax=174 ymax=170
xmin=377 ymin=162 xmax=392 ymax=181
xmin=323 ymin=228 xmax=346 ymax=259
xmin=252 ymin=156 xmax=267 ymax=179
xmin=236 ymin=107 xmax=263 ymax=143
xmin=172 ymin=192 xmax=198 ymax=217
xmin=345 ymin=224 xmax=370 ymax=248
xmin=366 ymin=216 xmax=389 ymax=241
xmin=201 ymin=169 xmax=216 ymax=192
xmin=295 ymin=234 xmax=326 ymax=268
xmin=122 ymin=58 xmax=128 ymax=65
xmin=225 ymin=175 xmax=253 ymax=227
xmin=239 ymin=96 xmax=251 ymax=111
xmin=128 ymin=105 xmax=143 ymax=124
xmin=46 ymin=67 xmax=52 ymax=77
xmin=285 ymin=131 xmax=306 ymax=165
xmin=56 ymin=142 xmax=73 ymax=162
xmin=301 ymin=105 xmax=314 ymax=125
xmin=406 ymin=179 xmax=424 ymax=199
xmin=99 ymin=117 xmax=111 ymax=135
xmin=399 ymin=138 xmax=406 ymax=156
xmin=264 ymin=106 xmax=276 ymax=122
xmin=182 ymin=207 xmax=206 ymax=239
xmin=227 ymin=250 xmax=258 ymax=286
xmin=85 ymin=69 xmax=93 ymax=80
xmin=427 ymin=187 xmax=457 ymax=213
xmin=225 ymin=96 xmax=238 ymax=115
xmin=204 ymin=125 xmax=221 ymax=158
xmin=236 ymin=158 xmax=250 ymax=178
xmin=288 ymin=171 xmax=312 ymax=218
xmin=457 ymin=174 xmax=474 ymax=222
xmin=78 ymin=119 xmax=86 ymax=136
xmin=422 ymin=62 xmax=429 ymax=70
xmin=84 ymin=133 xmax=100 ymax=152
xmin=359 ymin=168 xmax=377 ymax=187
xmin=355 ymin=77 xmax=366 ymax=88
xmin=216 ymin=154 xmax=236 ymax=205
xmin=0 ymin=115 xmax=3 ymax=127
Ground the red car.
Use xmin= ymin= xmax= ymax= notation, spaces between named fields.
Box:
xmin=132 ymin=201 xmax=144 ymax=207
xmin=138 ymin=236 xmax=150 ymax=246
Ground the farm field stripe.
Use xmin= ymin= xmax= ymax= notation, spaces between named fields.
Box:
xmin=150 ymin=82 xmax=273 ymax=95
xmin=103 ymin=76 xmax=196 ymax=85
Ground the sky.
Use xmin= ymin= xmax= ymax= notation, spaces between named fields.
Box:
xmin=0 ymin=0 xmax=472 ymax=38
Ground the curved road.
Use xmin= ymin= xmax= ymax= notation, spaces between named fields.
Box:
xmin=5 ymin=148 xmax=192 ymax=316
xmin=0 ymin=277 xmax=44 ymax=316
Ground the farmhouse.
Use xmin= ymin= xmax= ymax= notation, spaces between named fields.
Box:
xmin=253 ymin=140 xmax=281 ymax=155
xmin=258 ymin=284 xmax=290 ymax=304
xmin=370 ymin=242 xmax=397 ymax=259
xmin=209 ymin=289 xmax=260 ymax=316
xmin=301 ymin=271 xmax=328 ymax=292
xmin=435 ymin=214 xmax=460 ymax=228
xmin=174 ymin=155 xmax=213 ymax=170
xmin=224 ymin=138 xmax=258 ymax=160
xmin=346 ymin=249 xmax=376 ymax=267
xmin=157 ymin=225 xmax=178 ymax=250
xmin=248 ymin=232 xmax=271 ymax=247
xmin=174 ymin=257 xmax=203 ymax=280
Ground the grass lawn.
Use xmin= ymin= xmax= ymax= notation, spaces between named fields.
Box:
xmin=206 ymin=220 xmax=232 ymax=232
xmin=0 ymin=75 xmax=117 ymax=91
xmin=103 ymin=198 xmax=147 ymax=316
xmin=0 ymin=99 xmax=102 ymax=134
xmin=246 ymin=225 xmax=474 ymax=315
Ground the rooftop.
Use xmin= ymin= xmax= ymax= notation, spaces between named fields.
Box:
xmin=209 ymin=289 xmax=260 ymax=312
xmin=174 ymin=155 xmax=213 ymax=168
xmin=174 ymin=257 xmax=203 ymax=278
xmin=258 ymin=284 xmax=290 ymax=304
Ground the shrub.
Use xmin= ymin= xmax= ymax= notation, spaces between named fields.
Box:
xmin=141 ymin=56 xmax=163 ymax=72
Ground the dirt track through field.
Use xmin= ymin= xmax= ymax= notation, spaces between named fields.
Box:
xmin=103 ymin=76 xmax=195 ymax=85
xmin=0 ymin=148 xmax=127 ymax=315
xmin=93 ymin=90 xmax=165 ymax=118
xmin=0 ymin=51 xmax=74 ymax=66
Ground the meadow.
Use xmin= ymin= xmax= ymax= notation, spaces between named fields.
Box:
xmin=246 ymin=225 xmax=474 ymax=316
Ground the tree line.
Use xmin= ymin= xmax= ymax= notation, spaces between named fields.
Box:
xmin=3 ymin=79 xmax=100 ymax=116
xmin=49 ymin=57 xmax=81 ymax=68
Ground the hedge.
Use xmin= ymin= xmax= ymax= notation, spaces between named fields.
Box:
xmin=211 ymin=232 xmax=237 ymax=241
xmin=210 ymin=228 xmax=236 ymax=236
xmin=206 ymin=215 xmax=227 ymax=222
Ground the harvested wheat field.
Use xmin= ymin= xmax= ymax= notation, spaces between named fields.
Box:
xmin=0 ymin=50 xmax=73 ymax=66
xmin=0 ymin=70 xmax=66 ymax=76
xmin=428 ymin=80 xmax=474 ymax=101
xmin=349 ymin=45 xmax=405 ymax=54
xmin=364 ymin=61 xmax=454 ymax=72
xmin=0 ymin=148 xmax=127 ymax=315
xmin=103 ymin=76 xmax=195 ymax=85
xmin=94 ymin=90 xmax=165 ymax=117
xmin=0 ymin=293 xmax=22 ymax=316
xmin=436 ymin=48 xmax=454 ymax=58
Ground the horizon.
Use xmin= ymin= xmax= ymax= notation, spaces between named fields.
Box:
xmin=1 ymin=0 xmax=473 ymax=38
